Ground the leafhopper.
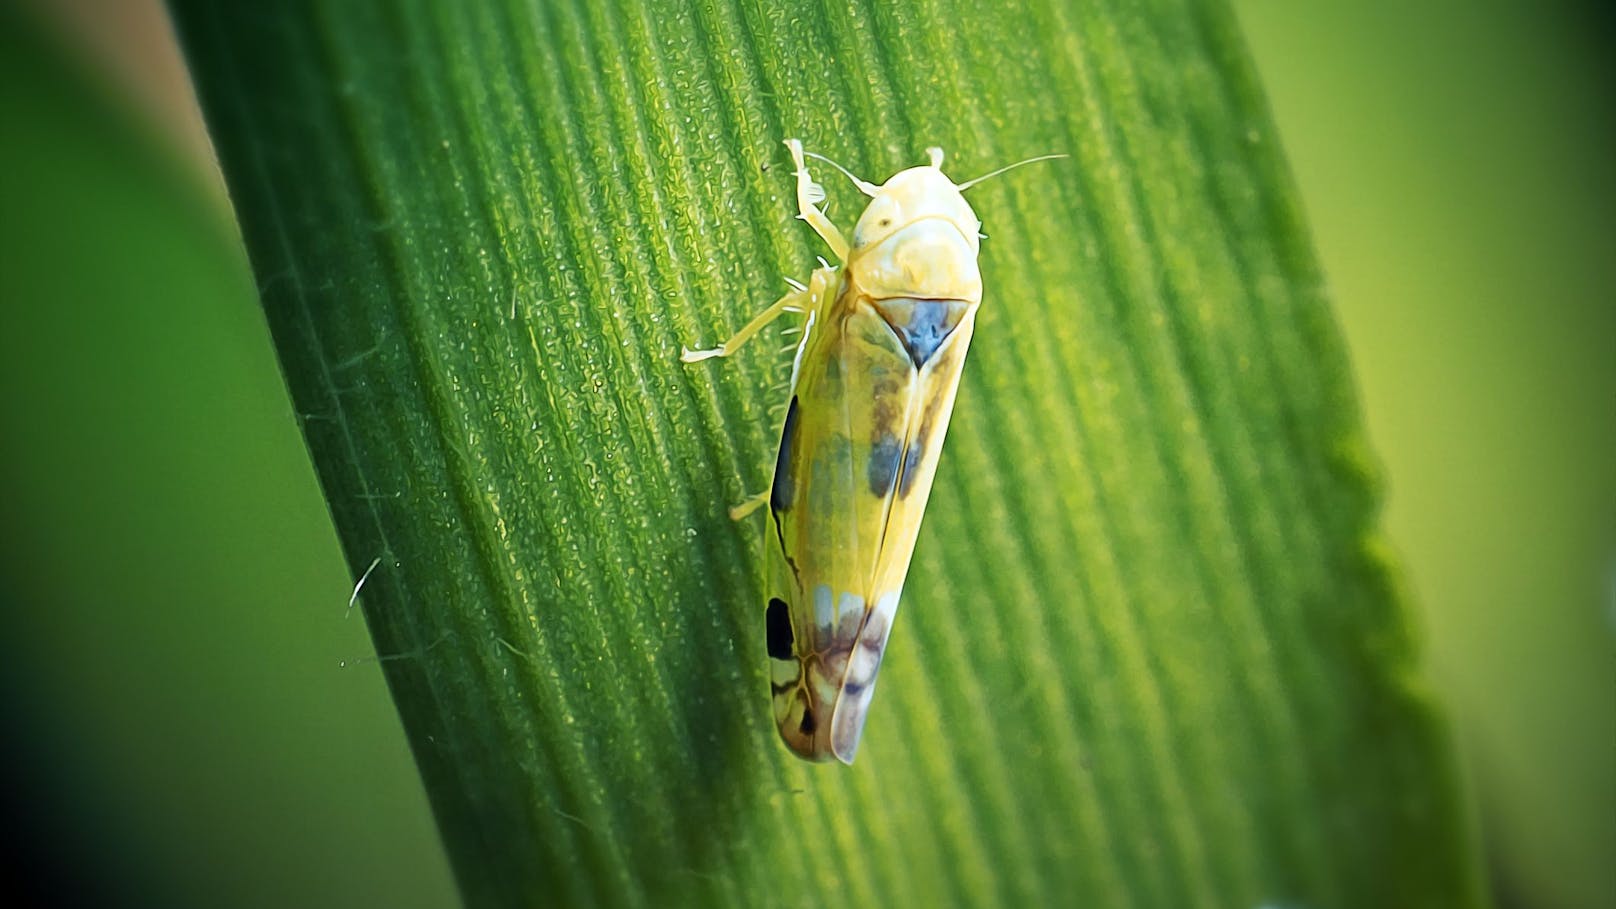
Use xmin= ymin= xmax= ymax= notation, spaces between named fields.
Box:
xmin=683 ymin=139 xmax=1062 ymax=763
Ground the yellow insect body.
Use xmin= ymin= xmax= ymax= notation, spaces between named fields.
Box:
xmin=684 ymin=139 xmax=1056 ymax=764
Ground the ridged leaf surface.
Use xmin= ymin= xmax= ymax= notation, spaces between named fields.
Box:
xmin=171 ymin=1 xmax=1483 ymax=906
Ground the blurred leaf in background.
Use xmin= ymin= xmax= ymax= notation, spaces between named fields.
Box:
xmin=0 ymin=3 xmax=455 ymax=906
xmin=1239 ymin=3 xmax=1616 ymax=907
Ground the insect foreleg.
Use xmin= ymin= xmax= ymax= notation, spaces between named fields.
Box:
xmin=784 ymin=138 xmax=850 ymax=261
xmin=681 ymin=286 xmax=809 ymax=363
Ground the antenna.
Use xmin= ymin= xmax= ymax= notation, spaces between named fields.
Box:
xmin=803 ymin=151 xmax=879 ymax=197
xmin=957 ymin=153 xmax=1068 ymax=192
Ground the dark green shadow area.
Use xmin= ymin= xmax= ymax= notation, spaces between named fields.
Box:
xmin=0 ymin=9 xmax=456 ymax=907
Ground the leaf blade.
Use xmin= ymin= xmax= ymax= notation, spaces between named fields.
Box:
xmin=171 ymin=0 xmax=1486 ymax=906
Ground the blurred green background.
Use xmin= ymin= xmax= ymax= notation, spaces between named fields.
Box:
xmin=1 ymin=0 xmax=1609 ymax=907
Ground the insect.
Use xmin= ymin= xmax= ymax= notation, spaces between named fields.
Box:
xmin=683 ymin=139 xmax=1062 ymax=763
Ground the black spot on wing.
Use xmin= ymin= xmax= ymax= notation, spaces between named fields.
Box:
xmin=867 ymin=434 xmax=902 ymax=497
xmin=769 ymin=396 xmax=800 ymax=512
xmin=798 ymin=708 xmax=817 ymax=735
xmin=898 ymin=440 xmax=925 ymax=498
xmin=766 ymin=597 xmax=794 ymax=660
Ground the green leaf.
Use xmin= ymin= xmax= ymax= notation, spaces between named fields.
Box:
xmin=0 ymin=6 xmax=455 ymax=906
xmin=170 ymin=1 xmax=1484 ymax=906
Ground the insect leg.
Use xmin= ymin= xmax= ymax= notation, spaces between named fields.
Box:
xmin=784 ymin=139 xmax=849 ymax=261
xmin=728 ymin=490 xmax=769 ymax=521
xmin=680 ymin=286 xmax=808 ymax=363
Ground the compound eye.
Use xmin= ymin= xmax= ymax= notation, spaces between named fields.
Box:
xmin=854 ymin=197 xmax=903 ymax=248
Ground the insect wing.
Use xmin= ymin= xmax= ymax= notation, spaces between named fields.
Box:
xmin=865 ymin=296 xmax=979 ymax=610
xmin=765 ymin=285 xmax=980 ymax=763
